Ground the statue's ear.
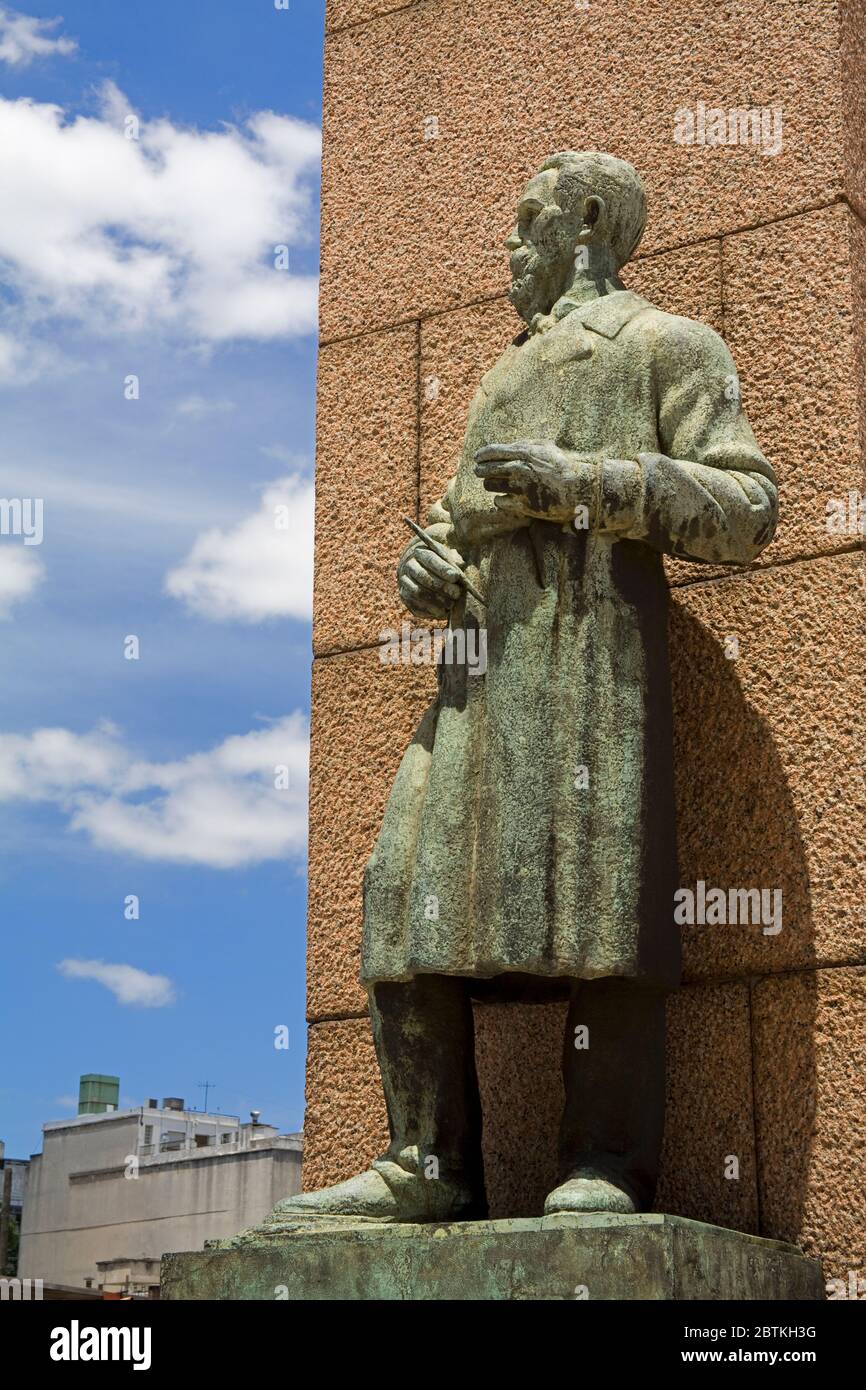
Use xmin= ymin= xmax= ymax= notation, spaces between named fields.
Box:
xmin=578 ymin=193 xmax=606 ymax=244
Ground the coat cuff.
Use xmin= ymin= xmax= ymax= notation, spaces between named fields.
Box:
xmin=598 ymin=458 xmax=645 ymax=533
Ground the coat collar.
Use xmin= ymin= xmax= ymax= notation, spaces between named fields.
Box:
xmin=529 ymin=288 xmax=650 ymax=340
xmin=576 ymin=289 xmax=651 ymax=338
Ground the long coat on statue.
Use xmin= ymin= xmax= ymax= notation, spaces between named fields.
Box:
xmin=361 ymin=288 xmax=777 ymax=992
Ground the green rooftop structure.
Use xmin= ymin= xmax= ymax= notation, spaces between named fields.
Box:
xmin=77 ymin=1075 xmax=120 ymax=1116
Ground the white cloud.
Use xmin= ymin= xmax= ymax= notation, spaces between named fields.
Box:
xmin=0 ymin=467 xmax=240 ymax=531
xmin=0 ymin=714 xmax=309 ymax=867
xmin=0 ymin=718 xmax=126 ymax=798
xmin=0 ymin=328 xmax=58 ymax=383
xmin=173 ymin=394 xmax=235 ymax=421
xmin=0 ymin=546 xmax=43 ymax=616
xmin=0 ymin=8 xmax=76 ymax=67
xmin=57 ymin=959 xmax=176 ymax=1008
xmin=164 ymin=474 xmax=313 ymax=623
xmin=260 ymin=444 xmax=300 ymax=466
xmin=0 ymin=84 xmax=320 ymax=350
xmin=95 ymin=76 xmax=129 ymax=127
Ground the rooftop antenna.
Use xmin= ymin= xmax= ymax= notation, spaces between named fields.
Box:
xmin=197 ymin=1081 xmax=216 ymax=1112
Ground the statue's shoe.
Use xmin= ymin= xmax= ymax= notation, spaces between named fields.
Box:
xmin=543 ymin=1170 xmax=638 ymax=1216
xmin=215 ymin=1155 xmax=483 ymax=1245
xmin=269 ymin=1167 xmax=397 ymax=1222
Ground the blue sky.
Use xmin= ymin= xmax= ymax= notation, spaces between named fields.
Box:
xmin=0 ymin=1 xmax=325 ymax=1154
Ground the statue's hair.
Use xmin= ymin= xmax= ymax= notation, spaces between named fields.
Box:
xmin=540 ymin=151 xmax=648 ymax=267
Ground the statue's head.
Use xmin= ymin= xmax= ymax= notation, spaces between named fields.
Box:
xmin=506 ymin=152 xmax=648 ymax=323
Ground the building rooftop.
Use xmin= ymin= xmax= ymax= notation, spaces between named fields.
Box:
xmin=43 ymin=1105 xmax=237 ymax=1132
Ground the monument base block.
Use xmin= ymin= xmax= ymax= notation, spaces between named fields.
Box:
xmin=161 ymin=1213 xmax=824 ymax=1300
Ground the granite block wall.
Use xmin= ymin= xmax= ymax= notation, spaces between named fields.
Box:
xmin=304 ymin=0 xmax=865 ymax=1283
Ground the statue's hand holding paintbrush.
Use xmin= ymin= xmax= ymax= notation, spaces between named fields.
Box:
xmin=398 ymin=519 xmax=474 ymax=618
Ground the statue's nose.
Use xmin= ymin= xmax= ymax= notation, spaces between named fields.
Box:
xmin=504 ymin=228 xmax=521 ymax=251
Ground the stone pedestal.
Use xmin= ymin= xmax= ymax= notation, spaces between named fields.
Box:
xmin=161 ymin=1214 xmax=824 ymax=1301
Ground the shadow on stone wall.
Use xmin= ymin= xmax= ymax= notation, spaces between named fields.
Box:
xmin=475 ymin=600 xmax=815 ymax=1236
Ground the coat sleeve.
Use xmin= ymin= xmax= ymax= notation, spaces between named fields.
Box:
xmin=399 ymin=463 xmax=522 ymax=571
xmin=598 ymin=319 xmax=778 ymax=565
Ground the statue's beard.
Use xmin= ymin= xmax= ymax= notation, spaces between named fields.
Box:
xmin=508 ymin=251 xmax=557 ymax=324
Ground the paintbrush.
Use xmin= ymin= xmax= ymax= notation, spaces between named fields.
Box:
xmin=402 ymin=516 xmax=487 ymax=606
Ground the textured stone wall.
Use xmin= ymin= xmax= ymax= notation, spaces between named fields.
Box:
xmin=306 ymin=0 xmax=865 ymax=1282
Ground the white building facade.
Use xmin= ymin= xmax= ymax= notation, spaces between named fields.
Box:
xmin=18 ymin=1101 xmax=301 ymax=1295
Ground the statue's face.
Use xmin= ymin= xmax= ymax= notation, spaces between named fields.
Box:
xmin=506 ymin=169 xmax=578 ymax=323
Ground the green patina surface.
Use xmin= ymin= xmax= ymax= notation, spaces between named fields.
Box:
xmin=363 ymin=152 xmax=778 ymax=992
xmin=161 ymin=1215 xmax=823 ymax=1301
xmin=226 ymin=153 xmax=782 ymax=1239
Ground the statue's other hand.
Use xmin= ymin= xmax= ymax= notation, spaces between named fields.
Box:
xmin=474 ymin=442 xmax=596 ymax=523
xmin=397 ymin=525 xmax=466 ymax=618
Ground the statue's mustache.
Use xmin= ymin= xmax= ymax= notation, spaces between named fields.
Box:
xmin=510 ymin=247 xmax=536 ymax=277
